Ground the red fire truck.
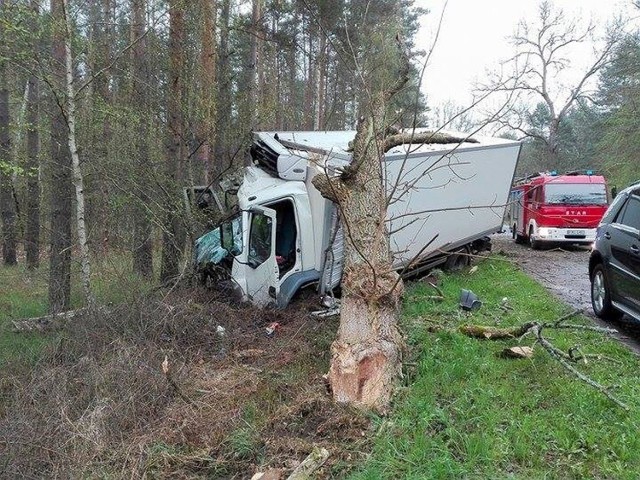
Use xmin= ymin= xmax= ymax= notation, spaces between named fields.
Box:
xmin=507 ymin=171 xmax=609 ymax=249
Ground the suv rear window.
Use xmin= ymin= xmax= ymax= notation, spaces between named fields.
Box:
xmin=602 ymin=193 xmax=627 ymax=224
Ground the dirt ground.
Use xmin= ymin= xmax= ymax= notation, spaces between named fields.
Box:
xmin=491 ymin=233 xmax=640 ymax=354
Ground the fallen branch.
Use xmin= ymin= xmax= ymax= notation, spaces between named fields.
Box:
xmin=460 ymin=310 xmax=629 ymax=410
xmin=11 ymin=306 xmax=110 ymax=332
xmin=286 ymin=446 xmax=330 ymax=480
xmin=531 ymin=324 xmax=629 ymax=410
xmin=459 ymin=322 xmax=536 ymax=339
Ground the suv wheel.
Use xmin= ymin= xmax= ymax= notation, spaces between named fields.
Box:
xmin=590 ymin=264 xmax=622 ymax=320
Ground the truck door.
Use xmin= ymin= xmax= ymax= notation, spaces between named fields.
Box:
xmin=245 ymin=206 xmax=279 ymax=306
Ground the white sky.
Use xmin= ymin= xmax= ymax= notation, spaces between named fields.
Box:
xmin=416 ymin=0 xmax=637 ymax=108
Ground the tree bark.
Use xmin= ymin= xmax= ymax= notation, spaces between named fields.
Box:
xmin=246 ymin=0 xmax=262 ymax=129
xmin=62 ymin=0 xmax=94 ymax=305
xmin=160 ymin=0 xmax=186 ymax=282
xmin=48 ymin=0 xmax=73 ymax=313
xmin=0 ymin=0 xmax=17 ymax=266
xmin=130 ymin=0 xmax=153 ymax=278
xmin=313 ymin=98 xmax=404 ymax=411
xmin=214 ymin=0 xmax=231 ymax=168
xmin=25 ymin=0 xmax=41 ymax=269
xmin=196 ymin=0 xmax=217 ymax=182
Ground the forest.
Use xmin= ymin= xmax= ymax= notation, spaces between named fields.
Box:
xmin=1 ymin=0 xmax=639 ymax=301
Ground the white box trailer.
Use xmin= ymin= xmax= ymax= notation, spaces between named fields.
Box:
xmin=194 ymin=130 xmax=521 ymax=307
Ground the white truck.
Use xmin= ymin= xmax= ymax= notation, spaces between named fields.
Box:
xmin=194 ymin=130 xmax=521 ymax=307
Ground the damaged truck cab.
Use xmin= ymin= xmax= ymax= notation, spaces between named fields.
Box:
xmin=196 ymin=130 xmax=521 ymax=308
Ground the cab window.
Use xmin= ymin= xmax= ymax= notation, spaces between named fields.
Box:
xmin=248 ymin=213 xmax=272 ymax=267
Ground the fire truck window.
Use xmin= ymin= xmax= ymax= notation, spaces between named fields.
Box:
xmin=544 ymin=183 xmax=608 ymax=205
xmin=619 ymin=197 xmax=640 ymax=230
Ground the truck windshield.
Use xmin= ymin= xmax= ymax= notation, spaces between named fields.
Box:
xmin=193 ymin=214 xmax=243 ymax=269
xmin=544 ymin=183 xmax=607 ymax=206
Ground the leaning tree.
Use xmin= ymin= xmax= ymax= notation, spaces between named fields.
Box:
xmin=313 ymin=34 xmax=477 ymax=411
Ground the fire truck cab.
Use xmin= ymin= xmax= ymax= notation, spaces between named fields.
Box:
xmin=507 ymin=171 xmax=609 ymax=249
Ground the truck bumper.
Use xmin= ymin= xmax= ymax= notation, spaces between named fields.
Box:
xmin=534 ymin=227 xmax=596 ymax=244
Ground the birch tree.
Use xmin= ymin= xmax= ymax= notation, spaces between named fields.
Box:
xmin=62 ymin=0 xmax=93 ymax=304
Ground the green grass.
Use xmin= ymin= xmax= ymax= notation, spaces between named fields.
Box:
xmin=0 ymin=252 xmax=152 ymax=366
xmin=351 ymin=257 xmax=640 ymax=479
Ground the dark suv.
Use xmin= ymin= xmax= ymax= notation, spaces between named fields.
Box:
xmin=589 ymin=182 xmax=640 ymax=322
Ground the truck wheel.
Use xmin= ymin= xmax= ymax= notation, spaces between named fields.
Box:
xmin=529 ymin=226 xmax=541 ymax=250
xmin=590 ymin=264 xmax=622 ymax=320
xmin=444 ymin=246 xmax=471 ymax=272
xmin=513 ymin=224 xmax=525 ymax=244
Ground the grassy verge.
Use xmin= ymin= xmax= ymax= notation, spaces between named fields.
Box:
xmin=352 ymin=256 xmax=640 ymax=479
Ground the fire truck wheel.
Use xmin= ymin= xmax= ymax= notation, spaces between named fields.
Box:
xmin=529 ymin=226 xmax=541 ymax=250
xmin=590 ymin=264 xmax=622 ymax=321
xmin=513 ymin=224 xmax=526 ymax=244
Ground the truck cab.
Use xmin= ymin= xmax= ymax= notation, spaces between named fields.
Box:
xmin=509 ymin=172 xmax=609 ymax=248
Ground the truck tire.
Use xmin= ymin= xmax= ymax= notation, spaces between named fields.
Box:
xmin=590 ymin=264 xmax=622 ymax=321
xmin=513 ymin=224 xmax=526 ymax=244
xmin=529 ymin=226 xmax=541 ymax=250
xmin=444 ymin=246 xmax=471 ymax=271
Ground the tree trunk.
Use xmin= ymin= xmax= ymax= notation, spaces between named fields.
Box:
xmin=314 ymin=33 xmax=327 ymax=130
xmin=246 ymin=0 xmax=261 ymax=129
xmin=313 ymin=100 xmax=404 ymax=411
xmin=214 ymin=0 xmax=230 ymax=169
xmin=196 ymin=0 xmax=217 ymax=182
xmin=130 ymin=0 xmax=153 ymax=278
xmin=160 ymin=0 xmax=186 ymax=282
xmin=311 ymin=38 xmax=412 ymax=411
xmin=48 ymin=0 xmax=73 ymax=313
xmin=0 ymin=0 xmax=17 ymax=266
xmin=25 ymin=0 xmax=41 ymax=270
xmin=62 ymin=0 xmax=94 ymax=305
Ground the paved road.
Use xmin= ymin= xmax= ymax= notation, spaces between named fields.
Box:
xmin=491 ymin=233 xmax=640 ymax=354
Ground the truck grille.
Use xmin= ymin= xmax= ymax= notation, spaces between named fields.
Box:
xmin=250 ymin=140 xmax=279 ymax=177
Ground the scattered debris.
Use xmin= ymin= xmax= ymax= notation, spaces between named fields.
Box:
xmin=216 ymin=325 xmax=226 ymax=337
xmin=469 ymin=266 xmax=479 ymax=274
xmin=251 ymin=469 xmax=283 ymax=480
xmin=266 ymin=322 xmax=281 ymax=336
xmin=286 ymin=446 xmax=330 ymax=480
xmin=501 ymin=346 xmax=534 ymax=359
xmin=459 ymin=289 xmax=482 ymax=311
xmin=312 ymin=297 xmax=341 ymax=317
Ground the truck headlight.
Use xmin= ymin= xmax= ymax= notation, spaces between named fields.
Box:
xmin=538 ymin=227 xmax=550 ymax=237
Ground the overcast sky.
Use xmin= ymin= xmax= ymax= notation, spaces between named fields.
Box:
xmin=416 ymin=0 xmax=637 ymax=107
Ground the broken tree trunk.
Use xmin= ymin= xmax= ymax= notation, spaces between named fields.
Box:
xmin=310 ymin=37 xmax=412 ymax=411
